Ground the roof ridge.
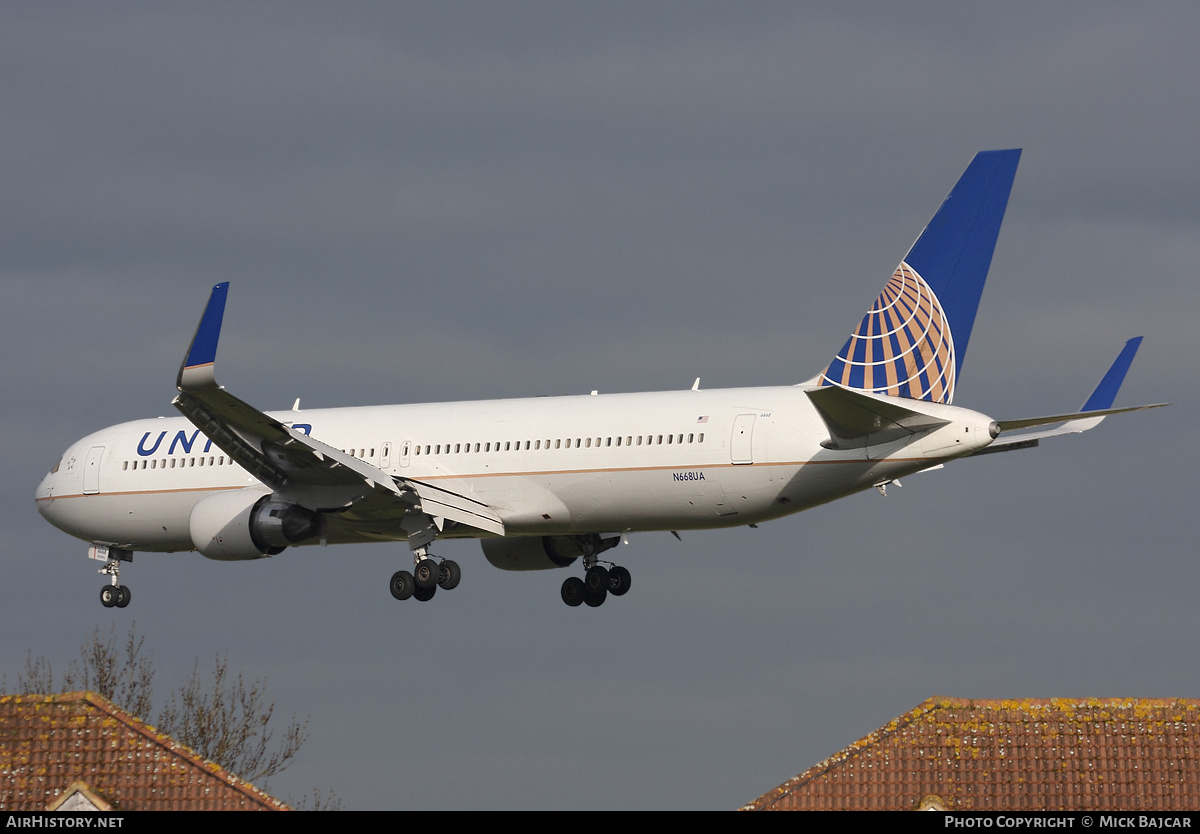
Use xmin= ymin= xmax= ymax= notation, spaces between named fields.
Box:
xmin=742 ymin=696 xmax=954 ymax=810
xmin=742 ymin=696 xmax=1200 ymax=811
xmin=3 ymin=691 xmax=290 ymax=811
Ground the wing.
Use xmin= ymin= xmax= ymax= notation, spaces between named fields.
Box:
xmin=172 ymin=283 xmax=505 ymax=536
xmin=971 ymin=337 xmax=1169 ymax=456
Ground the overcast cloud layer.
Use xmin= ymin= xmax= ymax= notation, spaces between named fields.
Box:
xmin=3 ymin=3 xmax=1197 ymax=809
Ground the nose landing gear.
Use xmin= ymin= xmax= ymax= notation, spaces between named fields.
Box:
xmin=90 ymin=544 xmax=132 ymax=609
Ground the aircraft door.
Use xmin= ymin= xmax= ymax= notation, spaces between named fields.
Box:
xmin=399 ymin=441 xmax=411 ymax=468
xmin=730 ymin=414 xmax=756 ymax=465
xmin=83 ymin=445 xmax=104 ymax=494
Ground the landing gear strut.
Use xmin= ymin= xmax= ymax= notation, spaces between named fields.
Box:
xmin=91 ymin=544 xmax=132 ymax=609
xmin=389 ymin=512 xmax=461 ymax=603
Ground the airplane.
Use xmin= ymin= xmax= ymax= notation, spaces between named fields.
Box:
xmin=35 ymin=149 xmax=1166 ymax=609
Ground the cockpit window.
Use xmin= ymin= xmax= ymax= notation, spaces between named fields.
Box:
xmin=50 ymin=457 xmax=61 ymax=474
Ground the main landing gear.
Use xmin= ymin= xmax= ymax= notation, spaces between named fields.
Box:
xmin=91 ymin=544 xmax=132 ymax=609
xmin=561 ymin=561 xmax=632 ymax=608
xmin=389 ymin=511 xmax=461 ymax=603
xmin=389 ymin=554 xmax=462 ymax=603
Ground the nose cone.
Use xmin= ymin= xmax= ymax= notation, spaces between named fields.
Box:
xmin=36 ymin=455 xmax=68 ymax=529
xmin=35 ymin=470 xmax=54 ymax=508
xmin=36 ymin=475 xmax=60 ymax=528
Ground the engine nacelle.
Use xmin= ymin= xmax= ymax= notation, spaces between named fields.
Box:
xmin=482 ymin=534 xmax=619 ymax=572
xmin=189 ymin=489 xmax=325 ymax=561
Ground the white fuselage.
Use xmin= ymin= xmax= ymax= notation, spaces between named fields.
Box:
xmin=35 ymin=384 xmax=996 ymax=553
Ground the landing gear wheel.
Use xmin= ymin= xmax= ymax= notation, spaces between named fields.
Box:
xmin=585 ymin=565 xmax=609 ymax=593
xmin=413 ymin=583 xmax=437 ymax=602
xmin=390 ymin=570 xmax=415 ymax=600
xmin=584 ymin=585 xmax=607 ymax=607
xmin=583 ymin=565 xmax=609 ymax=607
xmin=115 ymin=585 xmax=131 ymax=608
xmin=438 ymin=560 xmax=461 ymax=590
xmin=414 ymin=559 xmax=439 ymax=590
xmin=561 ymin=576 xmax=585 ymax=607
xmin=100 ymin=586 xmax=118 ymax=608
xmin=608 ymin=566 xmax=631 ymax=596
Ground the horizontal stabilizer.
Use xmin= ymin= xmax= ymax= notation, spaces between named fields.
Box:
xmin=806 ymin=384 xmax=949 ymax=448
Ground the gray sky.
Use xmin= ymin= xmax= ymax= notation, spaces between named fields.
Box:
xmin=3 ymin=2 xmax=1197 ymax=809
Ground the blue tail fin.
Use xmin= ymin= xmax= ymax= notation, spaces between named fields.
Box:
xmin=819 ymin=149 xmax=1021 ymax=404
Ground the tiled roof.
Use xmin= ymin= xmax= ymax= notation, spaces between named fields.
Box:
xmin=744 ymin=697 xmax=1200 ymax=811
xmin=0 ymin=692 xmax=289 ymax=811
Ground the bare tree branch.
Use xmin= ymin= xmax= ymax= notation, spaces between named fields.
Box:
xmin=288 ymin=787 xmax=343 ymax=811
xmin=11 ymin=624 xmax=155 ymax=720
xmin=157 ymin=654 xmax=309 ymax=782
xmin=17 ymin=651 xmax=56 ymax=695
xmin=4 ymin=624 xmax=313 ymax=786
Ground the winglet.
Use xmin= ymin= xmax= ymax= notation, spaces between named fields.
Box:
xmin=1081 ymin=336 xmax=1142 ymax=412
xmin=177 ymin=282 xmax=229 ymax=391
xmin=979 ymin=337 xmax=1166 ymax=454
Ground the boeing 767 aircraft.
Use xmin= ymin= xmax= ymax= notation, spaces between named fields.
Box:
xmin=35 ymin=150 xmax=1164 ymax=609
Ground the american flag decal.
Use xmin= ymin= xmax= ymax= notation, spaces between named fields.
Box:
xmin=819 ymin=261 xmax=956 ymax=404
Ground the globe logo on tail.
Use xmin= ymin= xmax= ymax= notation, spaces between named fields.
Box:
xmin=819 ymin=262 xmax=956 ymax=404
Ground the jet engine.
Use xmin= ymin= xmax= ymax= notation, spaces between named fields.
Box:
xmin=482 ymin=534 xmax=619 ymax=571
xmin=189 ymin=489 xmax=325 ymax=561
